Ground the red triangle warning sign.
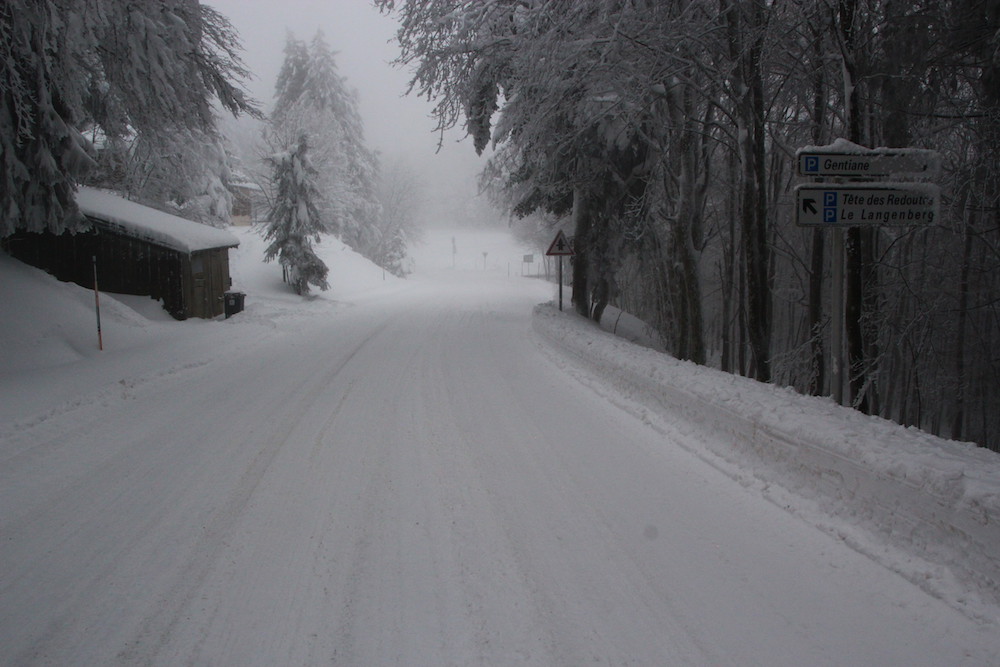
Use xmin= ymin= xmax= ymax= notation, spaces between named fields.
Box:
xmin=545 ymin=230 xmax=574 ymax=256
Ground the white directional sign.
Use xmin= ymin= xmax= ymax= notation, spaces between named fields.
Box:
xmin=797 ymin=149 xmax=939 ymax=177
xmin=795 ymin=183 xmax=940 ymax=227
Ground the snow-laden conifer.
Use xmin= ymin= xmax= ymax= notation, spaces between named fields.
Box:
xmin=272 ymin=34 xmax=312 ymax=124
xmin=267 ymin=32 xmax=383 ymax=262
xmin=0 ymin=0 xmax=257 ymax=237
xmin=262 ymin=134 xmax=329 ymax=295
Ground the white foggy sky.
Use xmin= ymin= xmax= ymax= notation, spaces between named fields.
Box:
xmin=208 ymin=0 xmax=486 ymax=186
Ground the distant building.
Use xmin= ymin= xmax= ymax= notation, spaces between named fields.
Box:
xmin=3 ymin=187 xmax=240 ymax=320
xmin=228 ymin=181 xmax=266 ymax=226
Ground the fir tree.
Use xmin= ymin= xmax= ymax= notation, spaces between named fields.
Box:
xmin=267 ymin=31 xmax=383 ymax=260
xmin=263 ymin=134 xmax=329 ymax=295
xmin=0 ymin=0 xmax=257 ymax=238
xmin=272 ymin=34 xmax=311 ymax=125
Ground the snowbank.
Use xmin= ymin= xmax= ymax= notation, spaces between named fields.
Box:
xmin=533 ymin=303 xmax=1000 ymax=615
xmin=597 ymin=305 xmax=665 ymax=351
xmin=0 ymin=227 xmax=403 ymax=428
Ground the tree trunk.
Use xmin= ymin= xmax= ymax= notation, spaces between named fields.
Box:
xmin=721 ymin=149 xmax=739 ymax=374
xmin=726 ymin=0 xmax=772 ymax=382
xmin=592 ymin=276 xmax=610 ymax=323
xmin=952 ymin=206 xmax=974 ymax=440
xmin=663 ymin=81 xmax=707 ymax=364
xmin=808 ymin=232 xmax=826 ymax=394
xmin=844 ymin=227 xmax=866 ymax=409
xmin=836 ymin=0 xmax=879 ymax=414
xmin=571 ymin=187 xmax=591 ymax=318
xmin=807 ymin=19 xmax=827 ymax=396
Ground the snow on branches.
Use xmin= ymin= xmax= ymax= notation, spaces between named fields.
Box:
xmin=0 ymin=0 xmax=258 ymax=237
xmin=262 ymin=135 xmax=329 ymax=295
xmin=267 ymin=31 xmax=383 ymax=262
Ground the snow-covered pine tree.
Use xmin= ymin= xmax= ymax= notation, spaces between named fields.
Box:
xmin=267 ymin=31 xmax=383 ymax=261
xmin=1 ymin=1 xmax=96 ymax=236
xmin=336 ymin=107 xmax=383 ymax=254
xmin=0 ymin=0 xmax=257 ymax=238
xmin=263 ymin=134 xmax=329 ymax=295
xmin=272 ymin=33 xmax=312 ymax=125
xmin=270 ymin=32 xmax=347 ymax=235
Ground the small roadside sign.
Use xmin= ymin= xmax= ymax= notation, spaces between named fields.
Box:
xmin=545 ymin=230 xmax=574 ymax=256
xmin=546 ymin=230 xmax=573 ymax=311
xmin=797 ymin=149 xmax=939 ymax=177
xmin=795 ymin=183 xmax=940 ymax=227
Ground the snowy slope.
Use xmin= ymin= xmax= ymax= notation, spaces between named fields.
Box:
xmin=1 ymin=225 xmax=998 ymax=664
xmin=0 ymin=228 xmax=403 ymax=429
xmin=535 ymin=304 xmax=1000 ymax=618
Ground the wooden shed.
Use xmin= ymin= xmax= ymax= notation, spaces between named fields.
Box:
xmin=3 ymin=187 xmax=240 ymax=320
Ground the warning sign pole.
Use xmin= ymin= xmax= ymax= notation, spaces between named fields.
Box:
xmin=93 ymin=255 xmax=103 ymax=351
xmin=545 ymin=230 xmax=574 ymax=311
xmin=558 ymin=256 xmax=563 ymax=311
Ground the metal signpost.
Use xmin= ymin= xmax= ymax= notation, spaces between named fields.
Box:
xmin=545 ymin=230 xmax=574 ymax=311
xmin=794 ymin=145 xmax=940 ymax=404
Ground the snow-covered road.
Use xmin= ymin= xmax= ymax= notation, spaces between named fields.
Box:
xmin=2 ymin=233 xmax=997 ymax=665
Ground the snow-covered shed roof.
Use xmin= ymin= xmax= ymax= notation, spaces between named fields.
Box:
xmin=75 ymin=187 xmax=239 ymax=254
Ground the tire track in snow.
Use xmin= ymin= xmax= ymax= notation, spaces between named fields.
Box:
xmin=321 ymin=306 xmax=557 ymax=664
xmin=110 ymin=318 xmax=392 ymax=665
xmin=325 ymin=312 xmax=438 ymax=664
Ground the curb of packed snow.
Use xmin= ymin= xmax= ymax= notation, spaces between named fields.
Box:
xmin=532 ymin=302 xmax=1000 ymax=616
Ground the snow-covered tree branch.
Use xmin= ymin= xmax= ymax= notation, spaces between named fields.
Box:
xmin=0 ymin=0 xmax=258 ymax=237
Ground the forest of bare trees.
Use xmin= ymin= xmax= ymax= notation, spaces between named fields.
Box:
xmin=380 ymin=0 xmax=1000 ymax=451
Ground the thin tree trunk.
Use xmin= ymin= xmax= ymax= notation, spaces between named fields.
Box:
xmin=721 ymin=149 xmax=739 ymax=374
xmin=952 ymin=206 xmax=973 ymax=440
xmin=807 ymin=20 xmax=827 ymax=395
xmin=571 ymin=187 xmax=591 ymax=318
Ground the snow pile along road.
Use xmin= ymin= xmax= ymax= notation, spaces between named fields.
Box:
xmin=533 ymin=302 xmax=1000 ymax=618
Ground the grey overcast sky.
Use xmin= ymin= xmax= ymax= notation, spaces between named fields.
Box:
xmin=207 ymin=0 xmax=484 ymax=177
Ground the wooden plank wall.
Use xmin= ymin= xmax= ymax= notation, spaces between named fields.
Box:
xmin=4 ymin=223 xmax=233 ymax=320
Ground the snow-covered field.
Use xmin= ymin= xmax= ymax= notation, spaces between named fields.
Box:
xmin=1 ymin=225 xmax=998 ymax=665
